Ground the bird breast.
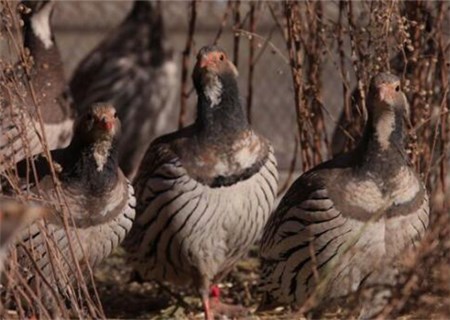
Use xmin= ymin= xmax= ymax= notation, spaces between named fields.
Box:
xmin=336 ymin=166 xmax=422 ymax=219
xmin=129 ymin=149 xmax=278 ymax=285
xmin=36 ymin=175 xmax=130 ymax=228
xmin=182 ymin=130 xmax=267 ymax=185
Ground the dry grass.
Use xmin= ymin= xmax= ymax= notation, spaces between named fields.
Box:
xmin=1 ymin=1 xmax=448 ymax=319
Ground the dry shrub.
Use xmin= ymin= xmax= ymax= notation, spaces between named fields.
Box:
xmin=0 ymin=1 xmax=103 ymax=318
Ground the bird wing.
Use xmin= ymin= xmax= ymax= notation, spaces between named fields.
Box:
xmin=0 ymin=100 xmax=43 ymax=170
xmin=12 ymin=179 xmax=135 ymax=297
xmin=123 ymin=141 xmax=185 ymax=254
xmin=1 ymin=80 xmax=73 ymax=171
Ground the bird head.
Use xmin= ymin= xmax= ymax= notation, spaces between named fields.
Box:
xmin=75 ymin=103 xmax=121 ymax=145
xmin=367 ymin=72 xmax=410 ymax=118
xmin=194 ymin=46 xmax=238 ymax=78
xmin=365 ymin=72 xmax=411 ymax=151
xmin=192 ymin=45 xmax=239 ymax=107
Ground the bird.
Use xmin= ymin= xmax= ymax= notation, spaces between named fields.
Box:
xmin=0 ymin=0 xmax=75 ymax=170
xmin=69 ymin=0 xmax=177 ymax=180
xmin=3 ymin=103 xmax=136 ymax=309
xmin=0 ymin=199 xmax=49 ymax=275
xmin=331 ymin=3 xmax=436 ymax=157
xmin=259 ymin=73 xmax=429 ymax=318
xmin=123 ymin=45 xmax=279 ymax=320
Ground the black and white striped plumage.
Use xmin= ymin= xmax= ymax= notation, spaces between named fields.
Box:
xmin=124 ymin=46 xmax=278 ymax=319
xmin=0 ymin=1 xmax=75 ymax=170
xmin=259 ymin=73 xmax=429 ymax=315
xmin=0 ymin=200 xmax=48 ymax=275
xmin=70 ymin=0 xmax=177 ymax=179
xmin=4 ymin=104 xmax=135 ymax=308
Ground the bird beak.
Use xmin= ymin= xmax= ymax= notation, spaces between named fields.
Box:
xmin=98 ymin=116 xmax=114 ymax=131
xmin=379 ymin=86 xmax=392 ymax=102
xmin=199 ymin=56 xmax=212 ymax=69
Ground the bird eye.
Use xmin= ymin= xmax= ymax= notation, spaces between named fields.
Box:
xmin=219 ymin=54 xmax=224 ymax=61
xmin=114 ymin=112 xmax=118 ymax=118
xmin=395 ymin=85 xmax=400 ymax=92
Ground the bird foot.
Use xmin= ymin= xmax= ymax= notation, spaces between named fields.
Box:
xmin=210 ymin=298 xmax=249 ymax=319
xmin=208 ymin=285 xmax=249 ymax=318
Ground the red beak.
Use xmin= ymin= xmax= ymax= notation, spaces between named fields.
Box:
xmin=379 ymin=85 xmax=394 ymax=102
xmin=199 ymin=56 xmax=213 ymax=69
xmin=97 ymin=117 xmax=113 ymax=131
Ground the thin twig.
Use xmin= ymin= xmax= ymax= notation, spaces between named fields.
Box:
xmin=232 ymin=0 xmax=241 ymax=67
xmin=213 ymin=0 xmax=232 ymax=44
xmin=179 ymin=0 xmax=198 ymax=129
xmin=246 ymin=2 xmax=257 ymax=123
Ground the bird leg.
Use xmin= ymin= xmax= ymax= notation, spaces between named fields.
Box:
xmin=208 ymin=285 xmax=248 ymax=318
xmin=201 ymin=289 xmax=213 ymax=320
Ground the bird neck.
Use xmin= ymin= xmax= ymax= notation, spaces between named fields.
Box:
xmin=195 ymin=73 xmax=249 ymax=141
xmin=127 ymin=0 xmax=165 ymax=56
xmin=23 ymin=7 xmax=65 ymax=88
xmin=60 ymin=138 xmax=120 ymax=195
xmin=356 ymin=108 xmax=408 ymax=171
xmin=130 ymin=0 xmax=158 ymax=22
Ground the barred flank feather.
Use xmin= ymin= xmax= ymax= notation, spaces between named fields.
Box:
xmin=125 ymin=147 xmax=278 ymax=287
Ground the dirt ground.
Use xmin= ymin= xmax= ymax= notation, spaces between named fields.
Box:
xmin=94 ymin=221 xmax=450 ymax=320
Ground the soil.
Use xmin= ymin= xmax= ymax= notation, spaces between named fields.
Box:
xmin=94 ymin=230 xmax=450 ymax=320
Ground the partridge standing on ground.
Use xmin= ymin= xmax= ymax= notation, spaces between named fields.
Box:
xmin=259 ymin=73 xmax=429 ymax=317
xmin=124 ymin=45 xmax=278 ymax=320
xmin=0 ymin=199 xmax=49 ymax=275
xmin=0 ymin=0 xmax=75 ymax=170
xmin=70 ymin=0 xmax=177 ymax=180
xmin=3 ymin=104 xmax=135 ymax=308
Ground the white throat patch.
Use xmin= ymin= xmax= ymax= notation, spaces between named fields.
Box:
xmin=30 ymin=4 xmax=54 ymax=49
xmin=204 ymin=75 xmax=222 ymax=107
xmin=93 ymin=140 xmax=112 ymax=172
xmin=375 ymin=111 xmax=395 ymax=151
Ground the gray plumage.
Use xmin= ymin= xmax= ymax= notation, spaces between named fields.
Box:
xmin=70 ymin=0 xmax=177 ymax=180
xmin=0 ymin=1 xmax=75 ymax=170
xmin=0 ymin=200 xmax=48 ymax=275
xmin=4 ymin=104 xmax=135 ymax=309
xmin=259 ymin=73 xmax=429 ymax=317
xmin=124 ymin=45 xmax=278 ymax=319
xmin=126 ymin=139 xmax=277 ymax=285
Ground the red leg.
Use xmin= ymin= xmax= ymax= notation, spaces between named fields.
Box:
xmin=201 ymin=290 xmax=213 ymax=320
xmin=210 ymin=284 xmax=221 ymax=300
xmin=208 ymin=284 xmax=248 ymax=318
